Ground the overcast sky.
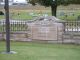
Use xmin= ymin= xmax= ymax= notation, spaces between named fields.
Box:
xmin=14 ymin=0 xmax=27 ymax=3
xmin=2 ymin=0 xmax=27 ymax=3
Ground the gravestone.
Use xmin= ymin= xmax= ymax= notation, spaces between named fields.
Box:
xmin=29 ymin=13 xmax=34 ymax=16
xmin=28 ymin=16 xmax=64 ymax=41
xmin=60 ymin=12 xmax=65 ymax=16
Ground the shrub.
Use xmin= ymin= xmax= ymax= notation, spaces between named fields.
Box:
xmin=0 ymin=11 xmax=4 ymax=15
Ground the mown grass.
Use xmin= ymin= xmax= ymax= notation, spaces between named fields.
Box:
xmin=0 ymin=9 xmax=80 ymax=21
xmin=10 ymin=10 xmax=51 ymax=20
xmin=0 ymin=15 xmax=4 ymax=19
xmin=0 ymin=41 xmax=80 ymax=60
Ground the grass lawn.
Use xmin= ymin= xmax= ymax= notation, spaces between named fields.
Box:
xmin=0 ymin=9 xmax=80 ymax=21
xmin=0 ymin=15 xmax=4 ymax=20
xmin=0 ymin=41 xmax=80 ymax=60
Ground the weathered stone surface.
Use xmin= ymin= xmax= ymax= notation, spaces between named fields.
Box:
xmin=28 ymin=16 xmax=64 ymax=41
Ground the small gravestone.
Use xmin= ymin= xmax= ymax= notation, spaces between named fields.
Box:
xmin=43 ymin=14 xmax=48 ymax=17
xmin=29 ymin=13 xmax=34 ymax=16
xmin=60 ymin=12 xmax=65 ymax=16
xmin=28 ymin=16 xmax=64 ymax=41
xmin=29 ymin=13 xmax=38 ymax=17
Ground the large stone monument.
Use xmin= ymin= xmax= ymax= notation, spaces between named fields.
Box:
xmin=28 ymin=16 xmax=64 ymax=41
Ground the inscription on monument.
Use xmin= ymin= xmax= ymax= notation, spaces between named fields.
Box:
xmin=39 ymin=27 xmax=50 ymax=33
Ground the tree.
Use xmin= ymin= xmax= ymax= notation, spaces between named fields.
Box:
xmin=29 ymin=0 xmax=80 ymax=17
xmin=0 ymin=11 xmax=4 ymax=15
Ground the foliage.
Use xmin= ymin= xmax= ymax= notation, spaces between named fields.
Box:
xmin=0 ymin=11 xmax=4 ymax=15
xmin=29 ymin=0 xmax=80 ymax=16
xmin=29 ymin=0 xmax=80 ymax=6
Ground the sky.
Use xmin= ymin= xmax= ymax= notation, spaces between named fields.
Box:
xmin=0 ymin=0 xmax=27 ymax=5
xmin=13 ymin=0 xmax=27 ymax=3
xmin=2 ymin=0 xmax=27 ymax=3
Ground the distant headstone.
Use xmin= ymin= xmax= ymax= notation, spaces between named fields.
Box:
xmin=29 ymin=13 xmax=34 ymax=16
xmin=29 ymin=13 xmax=38 ymax=17
xmin=60 ymin=12 xmax=65 ymax=16
xmin=43 ymin=14 xmax=48 ymax=17
xmin=68 ymin=12 xmax=75 ymax=16
xmin=38 ymin=14 xmax=41 ymax=16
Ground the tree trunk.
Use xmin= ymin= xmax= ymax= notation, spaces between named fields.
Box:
xmin=51 ymin=5 xmax=57 ymax=17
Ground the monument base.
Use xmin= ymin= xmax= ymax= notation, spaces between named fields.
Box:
xmin=1 ymin=51 xmax=17 ymax=54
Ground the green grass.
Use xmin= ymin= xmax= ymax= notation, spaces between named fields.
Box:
xmin=1 ymin=9 xmax=80 ymax=21
xmin=57 ymin=10 xmax=80 ymax=21
xmin=0 ymin=15 xmax=4 ymax=19
xmin=0 ymin=10 xmax=51 ymax=20
xmin=10 ymin=11 xmax=51 ymax=20
xmin=11 ymin=12 xmax=33 ymax=20
xmin=0 ymin=41 xmax=80 ymax=60
xmin=0 ymin=9 xmax=80 ymax=21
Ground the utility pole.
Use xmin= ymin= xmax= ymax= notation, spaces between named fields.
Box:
xmin=2 ymin=0 xmax=16 ymax=54
xmin=5 ymin=0 xmax=10 ymax=53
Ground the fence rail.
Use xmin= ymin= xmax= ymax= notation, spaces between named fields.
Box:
xmin=63 ymin=21 xmax=80 ymax=32
xmin=0 ymin=21 xmax=28 ymax=33
xmin=0 ymin=20 xmax=80 ymax=33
